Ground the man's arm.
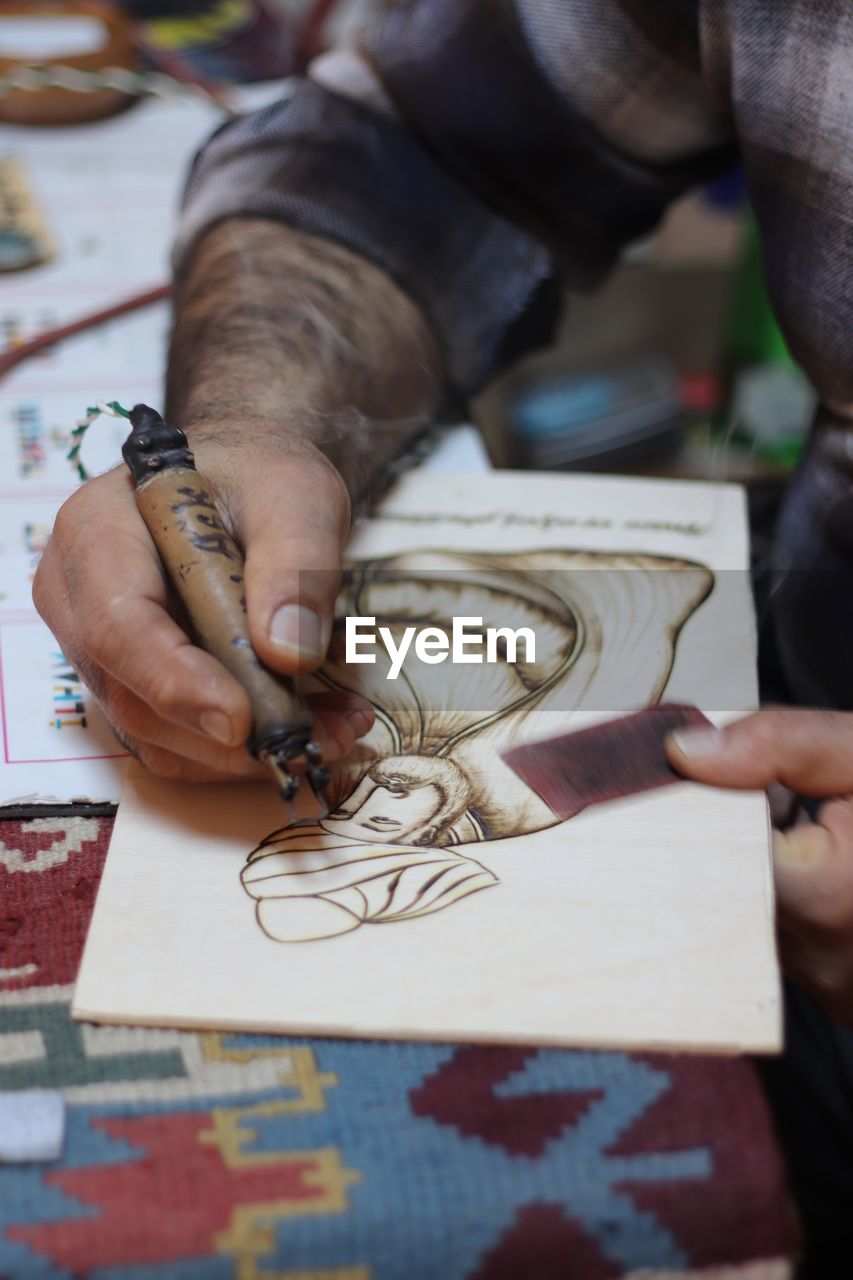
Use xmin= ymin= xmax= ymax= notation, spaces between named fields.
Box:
xmin=32 ymin=223 xmax=438 ymax=782
xmin=166 ymin=216 xmax=441 ymax=669
xmin=167 ymin=219 xmax=440 ymax=482
xmin=35 ymin=0 xmax=733 ymax=782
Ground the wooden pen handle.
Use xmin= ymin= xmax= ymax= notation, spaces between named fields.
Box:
xmin=120 ymin=405 xmax=328 ymax=801
xmin=133 ymin=466 xmax=314 ymax=755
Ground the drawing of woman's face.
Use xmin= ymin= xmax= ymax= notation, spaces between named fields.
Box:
xmin=321 ymin=755 xmax=473 ymax=846
xmin=322 ymin=773 xmax=443 ymax=844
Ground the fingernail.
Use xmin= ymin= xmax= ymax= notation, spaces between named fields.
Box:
xmin=199 ymin=709 xmax=234 ymax=745
xmin=669 ymin=727 xmax=724 ymax=759
xmin=773 ymin=828 xmax=811 ymax=866
xmin=269 ymin=604 xmax=323 ymax=658
xmin=346 ymin=706 xmax=373 ymax=739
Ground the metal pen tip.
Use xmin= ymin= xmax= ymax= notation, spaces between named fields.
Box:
xmin=259 ymin=749 xmax=300 ymax=802
xmin=260 ymin=742 xmax=330 ymax=823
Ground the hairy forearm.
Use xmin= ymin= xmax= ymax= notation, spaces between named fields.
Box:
xmin=166 ymin=217 xmax=443 ymax=502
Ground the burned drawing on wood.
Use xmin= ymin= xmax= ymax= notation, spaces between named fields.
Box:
xmin=241 ymin=549 xmax=713 ymax=942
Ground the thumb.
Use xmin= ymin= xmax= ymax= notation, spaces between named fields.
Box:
xmin=773 ymin=800 xmax=853 ymax=935
xmin=665 ymin=708 xmax=853 ymax=796
xmin=234 ymin=448 xmax=351 ymax=675
xmin=773 ymin=818 xmax=836 ymax=919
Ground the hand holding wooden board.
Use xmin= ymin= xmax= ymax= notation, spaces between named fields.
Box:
xmin=73 ymin=471 xmax=781 ymax=1054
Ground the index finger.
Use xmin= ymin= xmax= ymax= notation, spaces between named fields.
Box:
xmin=36 ymin=494 xmax=255 ymax=747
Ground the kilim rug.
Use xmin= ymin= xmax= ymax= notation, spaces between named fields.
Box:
xmin=0 ymin=814 xmax=795 ymax=1279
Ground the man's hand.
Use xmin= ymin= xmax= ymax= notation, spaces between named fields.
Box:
xmin=667 ymin=709 xmax=853 ymax=1024
xmin=34 ymin=217 xmax=441 ymax=785
xmin=34 ymin=430 xmax=372 ymax=782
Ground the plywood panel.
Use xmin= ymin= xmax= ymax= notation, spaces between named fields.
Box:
xmin=73 ymin=471 xmax=780 ymax=1053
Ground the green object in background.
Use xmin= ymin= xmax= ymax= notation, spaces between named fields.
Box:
xmin=725 ymin=214 xmax=815 ymax=467
xmin=727 ymin=215 xmax=795 ymax=370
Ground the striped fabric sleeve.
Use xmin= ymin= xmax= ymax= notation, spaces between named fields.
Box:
xmin=174 ymin=0 xmax=736 ymax=397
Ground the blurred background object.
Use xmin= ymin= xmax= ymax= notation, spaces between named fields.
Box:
xmin=118 ymin=0 xmax=297 ymax=83
xmin=509 ymin=359 xmax=685 ymax=474
xmin=0 ymin=0 xmax=138 ymax=124
xmin=116 ymin=0 xmax=374 ymax=80
xmin=476 ymin=174 xmax=815 ymax=488
xmin=0 ymin=157 xmax=54 ymax=270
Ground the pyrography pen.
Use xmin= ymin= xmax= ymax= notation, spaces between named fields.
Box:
xmin=121 ymin=403 xmax=330 ymax=808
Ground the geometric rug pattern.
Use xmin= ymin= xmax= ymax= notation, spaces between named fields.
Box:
xmin=0 ymin=816 xmax=795 ymax=1278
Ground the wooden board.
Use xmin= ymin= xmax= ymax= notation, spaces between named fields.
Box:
xmin=73 ymin=471 xmax=781 ymax=1053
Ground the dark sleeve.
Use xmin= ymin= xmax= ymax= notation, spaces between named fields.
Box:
xmin=174 ymin=0 xmax=736 ymax=398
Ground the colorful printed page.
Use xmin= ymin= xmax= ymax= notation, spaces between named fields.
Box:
xmin=0 ymin=90 xmax=234 ymax=805
xmin=74 ymin=469 xmax=781 ymax=1054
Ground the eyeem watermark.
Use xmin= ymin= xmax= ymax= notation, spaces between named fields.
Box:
xmin=345 ymin=616 xmax=536 ymax=680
